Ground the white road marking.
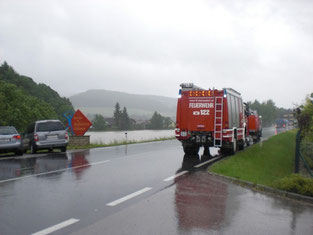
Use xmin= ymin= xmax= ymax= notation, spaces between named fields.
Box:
xmin=31 ymin=218 xmax=80 ymax=235
xmin=194 ymin=157 xmax=218 ymax=168
xmin=163 ymin=171 xmax=188 ymax=182
xmin=0 ymin=160 xmax=110 ymax=184
xmin=107 ymin=187 xmax=152 ymax=206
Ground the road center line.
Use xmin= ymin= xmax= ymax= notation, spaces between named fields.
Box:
xmin=31 ymin=218 xmax=80 ymax=235
xmin=163 ymin=171 xmax=188 ymax=182
xmin=0 ymin=160 xmax=110 ymax=184
xmin=107 ymin=187 xmax=152 ymax=207
xmin=194 ymin=157 xmax=218 ymax=168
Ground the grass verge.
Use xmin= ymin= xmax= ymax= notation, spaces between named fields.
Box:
xmin=68 ymin=137 xmax=175 ymax=150
xmin=209 ymin=129 xmax=313 ymax=197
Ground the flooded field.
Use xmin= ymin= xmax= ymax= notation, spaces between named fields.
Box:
xmin=86 ymin=129 xmax=175 ymax=144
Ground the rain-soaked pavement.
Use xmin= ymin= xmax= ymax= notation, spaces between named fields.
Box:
xmin=72 ymin=171 xmax=313 ymax=235
xmin=0 ymin=127 xmax=312 ymax=235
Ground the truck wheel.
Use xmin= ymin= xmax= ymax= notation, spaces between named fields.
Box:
xmin=253 ymin=136 xmax=260 ymax=144
xmin=246 ymin=137 xmax=250 ymax=147
xmin=60 ymin=146 xmax=67 ymax=153
xmin=183 ymin=145 xmax=199 ymax=155
xmin=238 ymin=140 xmax=244 ymax=150
xmin=229 ymin=138 xmax=237 ymax=155
xmin=220 ymin=147 xmax=229 ymax=156
xmin=203 ymin=147 xmax=211 ymax=157
xmin=193 ymin=146 xmax=200 ymax=155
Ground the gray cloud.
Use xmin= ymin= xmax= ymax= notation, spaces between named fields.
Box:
xmin=0 ymin=0 xmax=312 ymax=108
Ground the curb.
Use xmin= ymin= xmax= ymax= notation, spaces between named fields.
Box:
xmin=207 ymin=171 xmax=313 ymax=205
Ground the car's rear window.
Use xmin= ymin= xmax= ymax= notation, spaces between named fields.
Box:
xmin=0 ymin=127 xmax=17 ymax=135
xmin=36 ymin=122 xmax=65 ymax=132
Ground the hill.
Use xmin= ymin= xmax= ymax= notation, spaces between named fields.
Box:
xmin=70 ymin=89 xmax=177 ymax=120
xmin=0 ymin=61 xmax=74 ymax=129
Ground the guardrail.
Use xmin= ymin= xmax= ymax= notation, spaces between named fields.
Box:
xmin=295 ymin=130 xmax=313 ymax=177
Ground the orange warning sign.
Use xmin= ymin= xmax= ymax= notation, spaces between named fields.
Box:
xmin=72 ymin=109 xmax=92 ymax=136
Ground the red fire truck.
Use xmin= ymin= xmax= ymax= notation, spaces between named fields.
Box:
xmin=175 ymin=83 xmax=246 ymax=155
xmin=247 ymin=109 xmax=262 ymax=143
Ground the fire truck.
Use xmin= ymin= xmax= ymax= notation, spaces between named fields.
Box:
xmin=247 ymin=109 xmax=262 ymax=143
xmin=175 ymin=83 xmax=246 ymax=155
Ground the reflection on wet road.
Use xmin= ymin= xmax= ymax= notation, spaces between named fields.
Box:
xmin=0 ymin=151 xmax=93 ymax=183
xmin=174 ymin=171 xmax=313 ymax=235
xmin=175 ymin=171 xmax=227 ymax=232
xmin=0 ymin=127 xmax=312 ymax=235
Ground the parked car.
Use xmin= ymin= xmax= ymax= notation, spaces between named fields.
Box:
xmin=275 ymin=119 xmax=289 ymax=128
xmin=22 ymin=120 xmax=69 ymax=154
xmin=0 ymin=126 xmax=24 ymax=156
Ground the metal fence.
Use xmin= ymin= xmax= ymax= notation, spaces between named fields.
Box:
xmin=295 ymin=130 xmax=313 ymax=177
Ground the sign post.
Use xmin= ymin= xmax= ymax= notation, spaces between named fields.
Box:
xmin=65 ymin=109 xmax=92 ymax=146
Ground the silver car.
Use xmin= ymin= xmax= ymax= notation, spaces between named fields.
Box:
xmin=23 ymin=120 xmax=69 ymax=154
xmin=0 ymin=126 xmax=24 ymax=156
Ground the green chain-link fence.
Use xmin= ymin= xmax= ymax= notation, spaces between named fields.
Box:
xmin=295 ymin=130 xmax=313 ymax=177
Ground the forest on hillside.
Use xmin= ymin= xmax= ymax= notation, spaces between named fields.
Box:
xmin=0 ymin=62 xmax=74 ymax=131
xmin=247 ymin=99 xmax=293 ymax=127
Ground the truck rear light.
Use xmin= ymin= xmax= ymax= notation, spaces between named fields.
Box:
xmin=13 ymin=135 xmax=21 ymax=140
xmin=65 ymin=133 xmax=69 ymax=140
xmin=34 ymin=134 xmax=39 ymax=142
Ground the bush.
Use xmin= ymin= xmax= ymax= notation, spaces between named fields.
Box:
xmin=272 ymin=174 xmax=313 ymax=197
xmin=297 ymin=94 xmax=313 ymax=142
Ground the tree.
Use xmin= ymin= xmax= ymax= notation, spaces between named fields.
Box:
xmin=113 ymin=102 xmax=122 ymax=129
xmin=120 ymin=107 xmax=130 ymax=130
xmin=163 ymin=117 xmax=173 ymax=129
xmin=92 ymin=114 xmax=107 ymax=131
xmin=149 ymin=111 xmax=164 ymax=129
xmin=297 ymin=94 xmax=313 ymax=141
xmin=0 ymin=80 xmax=57 ymax=132
xmin=248 ymin=99 xmax=279 ymax=127
xmin=0 ymin=61 xmax=74 ymax=123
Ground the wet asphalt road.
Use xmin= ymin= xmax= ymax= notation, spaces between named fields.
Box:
xmin=0 ymin=127 xmax=312 ymax=235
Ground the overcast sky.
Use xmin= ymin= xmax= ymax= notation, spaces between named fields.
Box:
xmin=0 ymin=0 xmax=312 ymax=108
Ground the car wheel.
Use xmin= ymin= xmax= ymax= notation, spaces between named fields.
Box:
xmin=31 ymin=143 xmax=37 ymax=154
xmin=15 ymin=150 xmax=23 ymax=156
xmin=60 ymin=146 xmax=67 ymax=152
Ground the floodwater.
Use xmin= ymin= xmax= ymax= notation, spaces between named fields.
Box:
xmin=86 ymin=129 xmax=175 ymax=144
xmin=86 ymin=126 xmax=277 ymax=145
